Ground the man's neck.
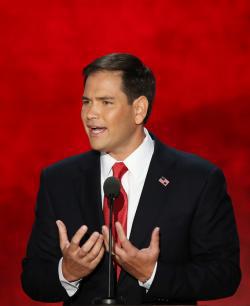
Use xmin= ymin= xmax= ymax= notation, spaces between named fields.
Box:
xmin=107 ymin=127 xmax=146 ymax=161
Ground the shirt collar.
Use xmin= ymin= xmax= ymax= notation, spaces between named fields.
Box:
xmin=100 ymin=128 xmax=154 ymax=180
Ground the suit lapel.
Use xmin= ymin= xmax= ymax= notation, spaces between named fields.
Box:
xmin=130 ymin=140 xmax=177 ymax=247
xmin=76 ymin=151 xmax=104 ymax=233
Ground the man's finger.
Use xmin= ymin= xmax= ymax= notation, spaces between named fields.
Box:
xmin=102 ymin=225 xmax=109 ymax=251
xmin=149 ymin=227 xmax=160 ymax=250
xmin=102 ymin=225 xmax=116 ymax=254
xmin=115 ymin=222 xmax=127 ymax=242
xmin=83 ymin=234 xmax=104 ymax=261
xmin=114 ymin=242 xmax=126 ymax=259
xmin=90 ymin=245 xmax=105 ymax=268
xmin=115 ymin=222 xmax=132 ymax=250
xmin=68 ymin=225 xmax=88 ymax=252
xmin=78 ymin=231 xmax=100 ymax=256
xmin=56 ymin=220 xmax=70 ymax=251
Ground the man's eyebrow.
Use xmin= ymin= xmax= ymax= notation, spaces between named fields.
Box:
xmin=82 ymin=96 xmax=115 ymax=101
xmin=97 ymin=96 xmax=115 ymax=100
xmin=82 ymin=96 xmax=91 ymax=101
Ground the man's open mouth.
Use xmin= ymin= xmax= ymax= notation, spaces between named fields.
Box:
xmin=88 ymin=126 xmax=107 ymax=135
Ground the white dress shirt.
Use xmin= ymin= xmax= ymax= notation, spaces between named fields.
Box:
xmin=59 ymin=128 xmax=156 ymax=296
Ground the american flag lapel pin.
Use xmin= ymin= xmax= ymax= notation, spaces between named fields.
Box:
xmin=158 ymin=176 xmax=170 ymax=187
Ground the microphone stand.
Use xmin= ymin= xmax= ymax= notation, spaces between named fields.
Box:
xmin=93 ymin=195 xmax=124 ymax=305
xmin=107 ymin=195 xmax=115 ymax=301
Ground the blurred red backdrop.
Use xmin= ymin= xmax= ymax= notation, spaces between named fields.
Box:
xmin=0 ymin=1 xmax=249 ymax=305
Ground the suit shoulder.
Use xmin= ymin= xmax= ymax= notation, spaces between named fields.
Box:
xmin=157 ymin=143 xmax=226 ymax=191
xmin=158 ymin=141 xmax=220 ymax=175
xmin=42 ymin=150 xmax=99 ymax=178
xmin=173 ymin=147 xmax=216 ymax=170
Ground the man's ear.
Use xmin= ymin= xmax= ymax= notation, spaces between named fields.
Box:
xmin=133 ymin=96 xmax=148 ymax=125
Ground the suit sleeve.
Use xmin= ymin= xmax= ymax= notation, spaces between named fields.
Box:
xmin=21 ymin=170 xmax=70 ymax=302
xmin=146 ymin=168 xmax=241 ymax=302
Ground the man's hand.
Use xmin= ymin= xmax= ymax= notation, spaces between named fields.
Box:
xmin=102 ymin=222 xmax=160 ymax=283
xmin=56 ymin=220 xmax=105 ymax=282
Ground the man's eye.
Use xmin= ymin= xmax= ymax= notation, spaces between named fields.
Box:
xmin=103 ymin=100 xmax=112 ymax=105
xmin=82 ymin=100 xmax=90 ymax=105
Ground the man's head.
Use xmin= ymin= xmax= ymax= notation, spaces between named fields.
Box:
xmin=83 ymin=53 xmax=156 ymax=124
xmin=81 ymin=53 xmax=155 ymax=160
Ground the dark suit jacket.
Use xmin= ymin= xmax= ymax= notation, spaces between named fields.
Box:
xmin=21 ymin=136 xmax=241 ymax=305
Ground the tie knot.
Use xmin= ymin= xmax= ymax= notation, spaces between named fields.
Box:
xmin=112 ymin=162 xmax=128 ymax=180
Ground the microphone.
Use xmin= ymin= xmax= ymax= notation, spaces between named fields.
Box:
xmin=93 ymin=177 xmax=124 ymax=305
xmin=104 ymin=176 xmax=120 ymax=199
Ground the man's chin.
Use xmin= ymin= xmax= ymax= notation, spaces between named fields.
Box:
xmin=88 ymin=140 xmax=107 ymax=152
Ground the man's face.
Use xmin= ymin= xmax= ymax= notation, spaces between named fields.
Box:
xmin=81 ymin=70 xmax=143 ymax=160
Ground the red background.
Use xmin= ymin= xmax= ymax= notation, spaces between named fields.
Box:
xmin=0 ymin=1 xmax=249 ymax=305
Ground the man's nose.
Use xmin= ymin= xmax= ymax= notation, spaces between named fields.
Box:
xmin=86 ymin=102 xmax=100 ymax=119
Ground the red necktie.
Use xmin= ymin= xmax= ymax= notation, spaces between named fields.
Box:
xmin=103 ymin=162 xmax=128 ymax=279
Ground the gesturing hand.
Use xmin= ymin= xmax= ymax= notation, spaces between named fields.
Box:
xmin=102 ymin=222 xmax=160 ymax=283
xmin=56 ymin=220 xmax=105 ymax=282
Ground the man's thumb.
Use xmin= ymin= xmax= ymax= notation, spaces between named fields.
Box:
xmin=150 ymin=227 xmax=160 ymax=250
xmin=56 ymin=220 xmax=70 ymax=251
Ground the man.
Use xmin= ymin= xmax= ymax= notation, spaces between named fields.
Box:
xmin=21 ymin=53 xmax=241 ymax=305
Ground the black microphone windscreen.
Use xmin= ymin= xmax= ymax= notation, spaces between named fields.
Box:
xmin=103 ymin=177 xmax=120 ymax=199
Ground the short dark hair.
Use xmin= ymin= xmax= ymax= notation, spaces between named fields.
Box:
xmin=82 ymin=53 xmax=156 ymax=123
